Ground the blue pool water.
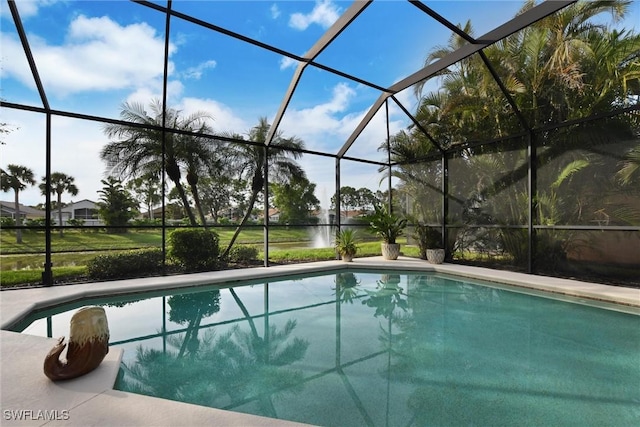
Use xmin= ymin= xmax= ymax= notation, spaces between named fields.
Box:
xmin=18 ymin=270 xmax=640 ymax=426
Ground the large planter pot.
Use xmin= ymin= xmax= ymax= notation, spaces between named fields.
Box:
xmin=381 ymin=243 xmax=401 ymax=260
xmin=426 ymin=248 xmax=445 ymax=264
xmin=341 ymin=253 xmax=354 ymax=262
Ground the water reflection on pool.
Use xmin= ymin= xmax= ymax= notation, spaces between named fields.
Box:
xmin=19 ymin=270 xmax=640 ymax=426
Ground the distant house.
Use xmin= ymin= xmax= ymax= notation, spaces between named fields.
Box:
xmin=0 ymin=201 xmax=45 ymax=220
xmin=312 ymin=208 xmax=367 ymax=223
xmin=53 ymin=199 xmax=102 ymax=226
xmin=148 ymin=203 xmax=187 ymax=221
xmin=268 ymin=208 xmax=280 ymax=223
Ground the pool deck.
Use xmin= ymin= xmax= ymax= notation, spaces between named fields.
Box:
xmin=1 ymin=257 xmax=639 ymax=426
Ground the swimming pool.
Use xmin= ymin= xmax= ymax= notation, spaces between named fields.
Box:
xmin=16 ymin=269 xmax=640 ymax=426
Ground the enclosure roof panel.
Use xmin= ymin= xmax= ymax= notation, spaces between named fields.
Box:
xmin=4 ymin=0 xmax=639 ymax=203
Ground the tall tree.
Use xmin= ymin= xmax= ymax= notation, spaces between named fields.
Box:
xmin=39 ymin=172 xmax=78 ymax=237
xmin=182 ymin=126 xmax=226 ymax=227
xmin=0 ymin=164 xmax=36 ymax=243
xmin=97 ymin=177 xmax=137 ymax=233
xmin=197 ymin=175 xmax=244 ymax=224
xmin=101 ymin=100 xmax=216 ymax=226
xmin=330 ymin=186 xmax=359 ymax=218
xmin=220 ymin=117 xmax=305 ymax=259
xmin=271 ymin=175 xmax=320 ymax=225
xmin=126 ymin=173 xmax=162 ymax=220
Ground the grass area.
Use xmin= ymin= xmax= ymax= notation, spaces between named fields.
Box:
xmin=0 ymin=234 xmax=419 ymax=287
xmin=0 ymin=223 xmax=424 ymax=288
xmin=1 ymin=266 xmax=87 ymax=288
xmin=1 ymin=253 xmax=104 ymax=271
xmin=266 ymin=241 xmax=419 ymax=262
xmin=0 ymin=227 xmax=316 ymax=254
xmin=1 ymin=229 xmax=161 ymax=253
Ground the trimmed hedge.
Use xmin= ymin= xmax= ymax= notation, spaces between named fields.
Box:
xmin=169 ymin=228 xmax=220 ymax=271
xmin=87 ymin=248 xmax=164 ymax=280
xmin=228 ymin=245 xmax=259 ymax=263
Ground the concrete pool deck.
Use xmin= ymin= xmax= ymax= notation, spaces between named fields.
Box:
xmin=1 ymin=257 xmax=639 ymax=426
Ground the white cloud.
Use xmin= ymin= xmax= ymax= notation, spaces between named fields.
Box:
xmin=279 ymin=82 xmax=356 ymax=145
xmin=275 ymin=81 xmax=410 ymax=193
xmin=279 ymin=56 xmax=298 ymax=70
xmin=0 ymin=110 xmax=110 ymax=206
xmin=289 ymin=0 xmax=341 ymax=31
xmin=179 ymin=97 xmax=249 ymax=135
xmin=183 ymin=60 xmax=217 ymax=80
xmin=2 ymin=0 xmax=58 ymax=19
xmin=270 ymin=4 xmax=281 ymax=19
xmin=346 ymin=108 xmax=405 ymax=159
xmin=1 ymin=15 xmax=173 ymax=97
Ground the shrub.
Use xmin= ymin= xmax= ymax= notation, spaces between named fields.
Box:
xmin=1 ymin=217 xmax=15 ymax=227
xmin=169 ymin=228 xmax=220 ymax=271
xmin=67 ymin=218 xmax=85 ymax=227
xmin=131 ymin=218 xmax=162 ymax=226
xmin=227 ymin=245 xmax=259 ymax=263
xmin=413 ymin=224 xmax=442 ymax=259
xmin=24 ymin=218 xmax=48 ymax=228
xmin=87 ymin=248 xmax=164 ymax=280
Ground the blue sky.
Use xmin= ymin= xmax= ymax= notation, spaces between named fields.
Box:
xmin=1 ymin=0 xmax=638 ymax=207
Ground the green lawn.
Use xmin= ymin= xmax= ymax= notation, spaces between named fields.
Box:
xmin=0 ymin=227 xmax=317 ymax=255
xmin=0 ymin=225 xmax=419 ymax=288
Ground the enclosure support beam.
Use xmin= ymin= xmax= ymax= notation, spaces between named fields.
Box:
xmin=335 ymin=158 xmax=341 ymax=260
xmin=442 ymin=153 xmax=449 ymax=259
xmin=43 ymin=114 xmax=53 ymax=286
xmin=9 ymin=0 xmax=54 ymax=285
xmin=266 ymin=0 xmax=372 ymax=145
xmin=264 ymin=146 xmax=270 ymax=267
xmin=160 ymin=0 xmax=173 ymax=275
xmin=8 ymin=0 xmax=49 ymax=110
xmin=527 ymin=132 xmax=537 ymax=274
xmin=391 ymin=95 xmax=445 ymax=154
xmin=386 ymin=100 xmax=393 ymax=213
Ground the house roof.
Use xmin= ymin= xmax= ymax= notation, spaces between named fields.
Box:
xmin=0 ymin=201 xmax=45 ymax=216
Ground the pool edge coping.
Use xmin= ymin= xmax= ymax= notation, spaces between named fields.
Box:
xmin=2 ymin=258 xmax=639 ymax=331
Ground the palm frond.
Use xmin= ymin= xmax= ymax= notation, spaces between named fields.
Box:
xmin=617 ymin=144 xmax=640 ymax=185
xmin=551 ymin=159 xmax=591 ymax=188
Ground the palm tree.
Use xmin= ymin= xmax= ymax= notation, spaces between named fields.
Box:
xmin=183 ymin=131 xmax=227 ymax=228
xmin=220 ymin=117 xmax=306 ymax=259
xmin=101 ymin=100 xmax=217 ymax=226
xmin=39 ymin=172 xmax=78 ymax=237
xmin=500 ymin=0 xmax=636 ymax=125
xmin=0 ymin=164 xmax=36 ymax=243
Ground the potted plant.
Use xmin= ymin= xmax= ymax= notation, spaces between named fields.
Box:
xmin=368 ymin=205 xmax=407 ymax=260
xmin=414 ymin=224 xmax=445 ymax=264
xmin=335 ymin=228 xmax=359 ymax=262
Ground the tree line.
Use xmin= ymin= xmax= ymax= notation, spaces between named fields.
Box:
xmin=385 ymin=0 xmax=640 ymax=267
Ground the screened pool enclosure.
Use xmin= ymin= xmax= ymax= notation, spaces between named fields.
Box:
xmin=1 ymin=0 xmax=639 ymax=287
